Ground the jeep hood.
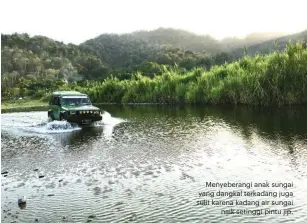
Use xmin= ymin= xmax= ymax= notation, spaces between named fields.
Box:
xmin=62 ymin=105 xmax=100 ymax=111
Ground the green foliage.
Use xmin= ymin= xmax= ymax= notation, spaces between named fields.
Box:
xmin=81 ymin=28 xmax=224 ymax=69
xmin=1 ymin=33 xmax=108 ymax=98
xmin=1 ymin=31 xmax=234 ymax=98
xmin=2 ymin=30 xmax=307 ymax=107
xmin=72 ymin=42 xmax=306 ymax=106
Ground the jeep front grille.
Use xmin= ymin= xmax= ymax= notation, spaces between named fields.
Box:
xmin=76 ymin=111 xmax=100 ymax=116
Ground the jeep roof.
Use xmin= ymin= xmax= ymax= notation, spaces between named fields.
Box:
xmin=52 ymin=91 xmax=87 ymax=97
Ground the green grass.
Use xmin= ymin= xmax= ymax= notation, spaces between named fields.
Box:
xmin=1 ymin=99 xmax=47 ymax=109
xmin=66 ymin=42 xmax=307 ymax=106
xmin=3 ymin=42 xmax=307 ymax=107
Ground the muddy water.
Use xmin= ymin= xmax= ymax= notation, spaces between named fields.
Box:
xmin=1 ymin=105 xmax=307 ymax=223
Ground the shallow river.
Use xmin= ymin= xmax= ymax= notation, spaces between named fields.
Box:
xmin=1 ymin=105 xmax=307 ymax=223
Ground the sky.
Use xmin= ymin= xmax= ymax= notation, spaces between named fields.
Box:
xmin=1 ymin=0 xmax=306 ymax=44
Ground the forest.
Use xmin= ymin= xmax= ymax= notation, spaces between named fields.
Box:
xmin=1 ymin=28 xmax=307 ymax=106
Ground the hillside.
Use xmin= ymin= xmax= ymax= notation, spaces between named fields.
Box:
xmin=80 ymin=28 xmax=224 ymax=69
xmin=1 ymin=33 xmax=111 ymax=98
xmin=2 ymin=28 xmax=306 ymax=100
xmin=80 ymin=28 xmax=286 ymax=68
xmin=1 ymin=33 xmax=109 ymax=79
xmin=232 ymin=30 xmax=307 ymax=58
xmin=130 ymin=28 xmax=222 ymax=53
xmin=220 ymin=32 xmax=287 ymax=51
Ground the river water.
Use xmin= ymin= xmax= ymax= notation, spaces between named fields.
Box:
xmin=1 ymin=105 xmax=307 ymax=223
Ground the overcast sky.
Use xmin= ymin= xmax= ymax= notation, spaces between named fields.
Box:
xmin=1 ymin=0 xmax=306 ymax=44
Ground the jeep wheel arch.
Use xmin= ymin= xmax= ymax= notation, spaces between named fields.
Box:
xmin=48 ymin=110 xmax=54 ymax=120
xmin=60 ymin=111 xmax=68 ymax=121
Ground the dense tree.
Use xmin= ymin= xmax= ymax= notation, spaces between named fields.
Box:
xmin=1 ymin=33 xmax=109 ymax=97
xmin=2 ymin=28 xmax=307 ymax=101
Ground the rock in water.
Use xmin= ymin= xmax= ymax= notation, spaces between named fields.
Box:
xmin=18 ymin=197 xmax=27 ymax=209
xmin=18 ymin=196 xmax=26 ymax=204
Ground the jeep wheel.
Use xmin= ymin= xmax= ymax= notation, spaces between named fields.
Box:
xmin=48 ymin=116 xmax=53 ymax=122
xmin=60 ymin=112 xmax=68 ymax=121
xmin=48 ymin=111 xmax=53 ymax=122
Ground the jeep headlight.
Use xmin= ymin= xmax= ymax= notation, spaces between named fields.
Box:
xmin=70 ymin=111 xmax=76 ymax=115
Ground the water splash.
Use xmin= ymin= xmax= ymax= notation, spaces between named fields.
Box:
xmin=94 ymin=111 xmax=126 ymax=139
xmin=96 ymin=111 xmax=126 ymax=126
xmin=30 ymin=120 xmax=82 ymax=134
xmin=1 ymin=111 xmax=126 ymax=137
xmin=1 ymin=112 xmax=81 ymax=135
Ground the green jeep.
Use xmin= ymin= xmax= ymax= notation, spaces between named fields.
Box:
xmin=48 ymin=91 xmax=102 ymax=125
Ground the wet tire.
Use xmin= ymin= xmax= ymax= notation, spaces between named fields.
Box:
xmin=60 ymin=112 xmax=68 ymax=121
xmin=48 ymin=111 xmax=53 ymax=122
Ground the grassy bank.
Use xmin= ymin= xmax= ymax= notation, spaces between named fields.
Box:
xmin=71 ymin=42 xmax=307 ymax=106
xmin=3 ymin=42 xmax=307 ymax=107
xmin=1 ymin=99 xmax=47 ymax=109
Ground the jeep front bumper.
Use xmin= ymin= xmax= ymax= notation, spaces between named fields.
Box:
xmin=67 ymin=115 xmax=102 ymax=125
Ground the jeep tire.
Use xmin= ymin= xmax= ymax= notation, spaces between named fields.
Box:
xmin=48 ymin=111 xmax=53 ymax=122
xmin=60 ymin=112 xmax=68 ymax=121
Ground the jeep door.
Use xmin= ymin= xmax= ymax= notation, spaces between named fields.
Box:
xmin=51 ymin=96 xmax=61 ymax=120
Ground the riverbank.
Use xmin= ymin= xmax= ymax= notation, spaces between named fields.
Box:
xmin=1 ymin=99 xmax=47 ymax=110
xmin=2 ymin=43 xmax=307 ymax=107
xmin=1 ymin=99 xmax=306 ymax=113
xmin=52 ymin=43 xmax=307 ymax=106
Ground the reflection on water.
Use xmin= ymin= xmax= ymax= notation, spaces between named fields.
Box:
xmin=51 ymin=127 xmax=103 ymax=147
xmin=1 ymin=105 xmax=307 ymax=223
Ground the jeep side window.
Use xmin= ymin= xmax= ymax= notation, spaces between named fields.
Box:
xmin=52 ymin=96 xmax=60 ymax=105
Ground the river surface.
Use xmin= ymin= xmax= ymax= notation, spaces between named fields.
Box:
xmin=1 ymin=105 xmax=307 ymax=223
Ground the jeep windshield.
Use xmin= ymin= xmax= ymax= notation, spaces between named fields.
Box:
xmin=61 ymin=96 xmax=92 ymax=106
